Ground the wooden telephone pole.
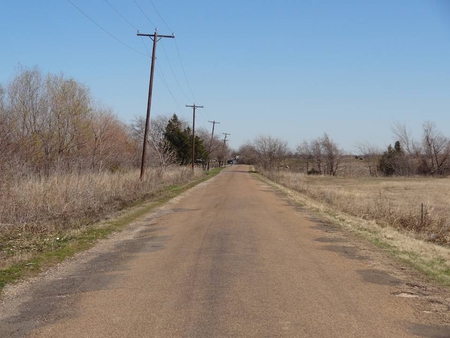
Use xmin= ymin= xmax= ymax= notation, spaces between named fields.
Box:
xmin=207 ymin=120 xmax=220 ymax=170
xmin=186 ymin=104 xmax=204 ymax=171
xmin=221 ymin=133 xmax=230 ymax=166
xmin=137 ymin=29 xmax=174 ymax=179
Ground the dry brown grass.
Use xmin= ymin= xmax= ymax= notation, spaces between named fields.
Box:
xmin=261 ymin=170 xmax=450 ymax=245
xmin=0 ymin=167 xmax=201 ymax=267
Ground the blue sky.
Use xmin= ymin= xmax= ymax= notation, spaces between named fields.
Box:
xmin=1 ymin=0 xmax=449 ymax=152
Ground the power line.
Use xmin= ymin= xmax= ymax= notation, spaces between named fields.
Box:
xmin=196 ymin=109 xmax=208 ymax=123
xmin=100 ymin=0 xmax=203 ymax=129
xmin=160 ymin=41 xmax=191 ymax=102
xmin=132 ymin=0 xmax=198 ymax=106
xmin=141 ymin=38 xmax=151 ymax=56
xmin=174 ymin=40 xmax=197 ymax=102
xmin=134 ymin=0 xmax=157 ymax=28
xmin=103 ymin=0 xmax=151 ymax=56
xmin=67 ymin=0 xmax=148 ymax=57
xmin=161 ymin=43 xmax=208 ymax=121
xmin=99 ymin=1 xmax=188 ymax=122
xmin=104 ymin=0 xmax=138 ymax=31
xmin=196 ymin=104 xmax=208 ymax=122
xmin=131 ymin=0 xmax=194 ymax=116
xmin=149 ymin=0 xmax=173 ymax=33
xmin=155 ymin=65 xmax=188 ymax=120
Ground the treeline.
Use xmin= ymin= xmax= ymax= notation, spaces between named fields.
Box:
xmin=238 ymin=122 xmax=450 ymax=177
xmin=238 ymin=134 xmax=344 ymax=175
xmin=0 ymin=66 xmax=134 ymax=178
xmin=0 ymin=66 xmax=229 ymax=180
xmin=365 ymin=122 xmax=450 ymax=177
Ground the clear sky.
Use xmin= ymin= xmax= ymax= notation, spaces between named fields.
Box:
xmin=1 ymin=0 xmax=449 ymax=153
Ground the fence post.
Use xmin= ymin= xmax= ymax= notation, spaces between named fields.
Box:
xmin=421 ymin=203 xmax=424 ymax=227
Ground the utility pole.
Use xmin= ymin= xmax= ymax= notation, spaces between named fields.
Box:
xmin=221 ymin=133 xmax=230 ymax=166
xmin=137 ymin=29 xmax=174 ymax=180
xmin=186 ymin=104 xmax=204 ymax=171
xmin=207 ymin=120 xmax=220 ymax=170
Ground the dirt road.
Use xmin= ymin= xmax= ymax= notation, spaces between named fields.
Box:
xmin=1 ymin=165 xmax=449 ymax=337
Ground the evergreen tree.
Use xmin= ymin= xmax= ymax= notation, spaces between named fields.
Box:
xmin=378 ymin=141 xmax=404 ymax=176
xmin=164 ymin=114 xmax=190 ymax=165
xmin=164 ymin=114 xmax=208 ymax=166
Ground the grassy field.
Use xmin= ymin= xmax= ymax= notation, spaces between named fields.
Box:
xmin=0 ymin=167 xmax=223 ymax=291
xmin=262 ymin=170 xmax=450 ymax=244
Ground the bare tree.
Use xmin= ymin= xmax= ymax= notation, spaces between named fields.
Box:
xmin=296 ymin=134 xmax=344 ymax=175
xmin=391 ymin=122 xmax=417 ymax=155
xmin=237 ymin=142 xmax=259 ymax=165
xmin=0 ymin=84 xmax=14 ymax=177
xmin=296 ymin=139 xmax=323 ymax=174
xmin=390 ymin=122 xmax=420 ymax=175
xmin=149 ymin=115 xmax=176 ymax=168
xmin=46 ymin=73 xmax=93 ymax=173
xmin=90 ymin=108 xmax=115 ymax=171
xmin=320 ymin=133 xmax=345 ymax=176
xmin=356 ymin=142 xmax=382 ymax=176
xmin=296 ymin=140 xmax=315 ymax=173
xmin=420 ymin=121 xmax=450 ymax=175
xmin=131 ymin=115 xmax=176 ymax=169
xmin=208 ymin=135 xmax=223 ymax=167
xmin=195 ymin=126 xmax=219 ymax=168
xmin=1 ymin=66 xmax=138 ymax=176
xmin=311 ymin=139 xmax=323 ymax=174
xmin=90 ymin=107 xmax=134 ymax=172
xmin=6 ymin=66 xmax=49 ymax=173
xmin=253 ymin=135 xmax=289 ymax=170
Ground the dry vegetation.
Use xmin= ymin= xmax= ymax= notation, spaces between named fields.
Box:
xmin=0 ymin=165 xmax=202 ymax=270
xmin=261 ymin=170 xmax=450 ymax=245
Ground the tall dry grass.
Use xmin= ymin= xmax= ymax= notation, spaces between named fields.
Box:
xmin=0 ymin=167 xmax=200 ymax=241
xmin=261 ymin=170 xmax=450 ymax=245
